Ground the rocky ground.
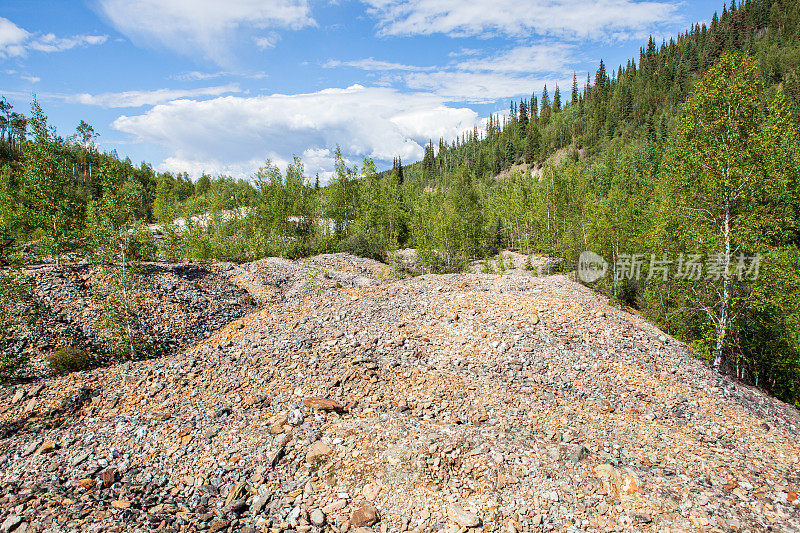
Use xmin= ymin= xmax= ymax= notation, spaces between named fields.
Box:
xmin=2 ymin=255 xmax=392 ymax=380
xmin=2 ymin=262 xmax=255 ymax=378
xmin=466 ymin=251 xmax=559 ymax=276
xmin=0 ymin=253 xmax=798 ymax=533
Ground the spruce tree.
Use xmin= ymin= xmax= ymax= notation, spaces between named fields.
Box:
xmin=571 ymin=73 xmax=579 ymax=105
xmin=553 ymin=85 xmax=562 ymax=112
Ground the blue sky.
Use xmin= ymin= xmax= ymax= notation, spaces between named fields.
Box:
xmin=1 ymin=0 xmax=721 ymax=182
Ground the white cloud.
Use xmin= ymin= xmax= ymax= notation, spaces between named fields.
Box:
xmin=456 ymin=44 xmax=574 ymax=74
xmin=172 ymin=71 xmax=228 ymax=81
xmin=254 ymin=33 xmax=280 ymax=50
xmin=301 ymin=148 xmax=336 ymax=181
xmin=448 ymin=47 xmax=480 ymax=58
xmin=21 ymin=75 xmax=40 ymax=83
xmin=363 ymin=0 xmax=680 ymax=40
xmin=325 ymin=43 xmax=576 ymax=102
xmin=111 ymin=85 xmax=479 ymax=180
xmin=159 ymin=156 xmax=269 ymax=179
xmin=171 ymin=70 xmax=269 ymax=81
xmin=68 ymin=84 xmax=241 ymax=108
xmin=405 ymin=71 xmax=565 ymax=103
xmin=27 ymin=33 xmax=108 ymax=53
xmin=325 ymin=58 xmax=435 ymax=72
xmin=327 ymin=44 xmax=572 ymax=75
xmin=0 ymin=18 xmax=30 ymax=58
xmin=97 ymin=0 xmax=315 ymax=64
xmin=326 ymin=44 xmax=574 ymax=102
xmin=0 ymin=17 xmax=106 ymax=58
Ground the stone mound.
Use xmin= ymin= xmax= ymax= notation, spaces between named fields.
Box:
xmin=0 ymin=269 xmax=797 ymax=532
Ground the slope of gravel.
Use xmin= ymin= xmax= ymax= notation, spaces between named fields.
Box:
xmin=4 ymin=262 xmax=254 ymax=379
xmin=467 ymin=251 xmax=559 ymax=276
xmin=220 ymin=253 xmax=393 ymax=304
xmin=0 ymin=266 xmax=798 ymax=533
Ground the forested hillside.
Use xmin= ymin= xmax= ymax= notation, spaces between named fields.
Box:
xmin=1 ymin=0 xmax=799 ymax=404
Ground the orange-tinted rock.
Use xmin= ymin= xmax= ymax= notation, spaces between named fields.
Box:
xmin=302 ymin=397 xmax=345 ymax=412
xmin=305 ymin=441 xmax=332 ymax=463
xmin=351 ymin=504 xmax=379 ymax=527
xmin=592 ymin=464 xmax=640 ymax=498
xmin=101 ymin=468 xmax=116 ymax=488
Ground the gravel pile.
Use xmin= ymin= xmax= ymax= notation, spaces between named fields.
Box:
xmin=222 ymin=253 xmax=391 ymax=304
xmin=4 ymin=262 xmax=254 ymax=378
xmin=0 ymin=263 xmax=798 ymax=533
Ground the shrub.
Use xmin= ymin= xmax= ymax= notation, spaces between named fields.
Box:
xmin=343 ymin=233 xmax=386 ymax=262
xmin=0 ymin=354 xmax=27 ymax=379
xmin=48 ymin=347 xmax=91 ymax=374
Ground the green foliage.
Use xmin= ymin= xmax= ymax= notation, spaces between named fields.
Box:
xmin=47 ymin=347 xmax=91 ymax=374
xmin=657 ymin=52 xmax=799 ymax=374
xmin=22 ymin=99 xmax=84 ymax=264
xmin=92 ymin=263 xmax=153 ymax=360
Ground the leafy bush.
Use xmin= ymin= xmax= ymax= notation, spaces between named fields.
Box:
xmin=48 ymin=347 xmax=91 ymax=374
xmin=0 ymin=353 xmax=27 ymax=379
xmin=525 ymin=254 xmax=534 ymax=271
xmin=126 ymin=227 xmax=157 ymax=262
xmin=343 ymin=233 xmax=386 ymax=262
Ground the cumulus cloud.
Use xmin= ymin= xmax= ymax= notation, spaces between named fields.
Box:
xmin=159 ymin=156 xmax=270 ymax=179
xmin=96 ymin=0 xmax=315 ymax=64
xmin=0 ymin=17 xmax=106 ymax=58
xmin=112 ymin=85 xmax=479 ymax=180
xmin=0 ymin=18 xmax=30 ymax=58
xmin=363 ymin=0 xmax=680 ymax=40
xmin=68 ymin=84 xmax=241 ymax=108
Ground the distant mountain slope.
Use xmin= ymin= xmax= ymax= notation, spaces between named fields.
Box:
xmin=396 ymin=0 xmax=798 ymax=185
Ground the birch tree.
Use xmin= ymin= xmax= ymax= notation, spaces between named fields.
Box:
xmin=662 ymin=52 xmax=789 ymax=371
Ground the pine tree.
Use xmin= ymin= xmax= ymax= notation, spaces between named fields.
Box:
xmin=540 ymin=85 xmax=551 ymax=125
xmin=553 ymin=85 xmax=562 ymax=112
xmin=397 ymin=157 xmax=404 ymax=184
xmin=519 ymin=100 xmax=529 ymax=133
xmin=571 ymin=73 xmax=579 ymax=105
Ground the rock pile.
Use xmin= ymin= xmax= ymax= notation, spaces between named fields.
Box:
xmin=5 ymin=262 xmax=254 ymax=378
xmin=222 ymin=253 xmax=391 ymax=304
xmin=0 ymin=259 xmax=798 ymax=532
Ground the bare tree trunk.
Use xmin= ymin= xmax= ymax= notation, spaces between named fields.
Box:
xmin=121 ymin=240 xmax=135 ymax=358
xmin=713 ymin=198 xmax=731 ymax=371
xmin=53 ymin=216 xmax=60 ymax=267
